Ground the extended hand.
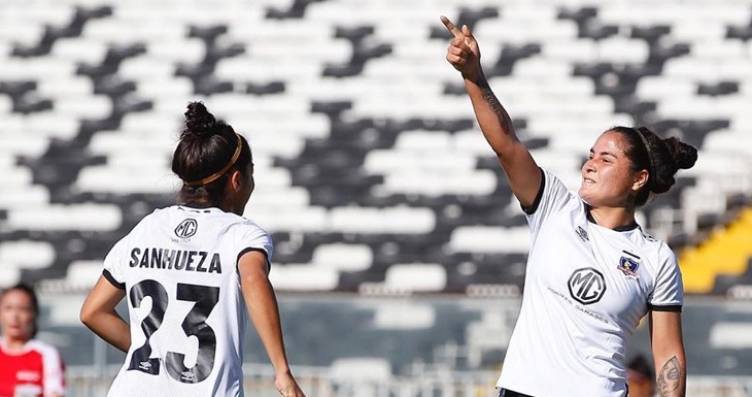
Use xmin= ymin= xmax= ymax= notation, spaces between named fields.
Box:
xmin=441 ymin=16 xmax=482 ymax=82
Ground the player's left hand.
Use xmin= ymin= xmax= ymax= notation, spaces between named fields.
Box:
xmin=275 ymin=371 xmax=306 ymax=397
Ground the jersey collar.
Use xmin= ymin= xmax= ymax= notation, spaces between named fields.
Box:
xmin=177 ymin=204 xmax=223 ymax=214
xmin=584 ymin=204 xmax=640 ymax=232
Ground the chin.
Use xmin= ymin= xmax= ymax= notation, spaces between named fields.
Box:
xmin=578 ymin=189 xmax=598 ymax=207
xmin=7 ymin=330 xmax=29 ymax=340
xmin=578 ymin=186 xmax=590 ymax=199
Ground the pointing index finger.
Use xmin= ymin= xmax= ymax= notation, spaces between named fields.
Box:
xmin=440 ymin=15 xmax=463 ymax=38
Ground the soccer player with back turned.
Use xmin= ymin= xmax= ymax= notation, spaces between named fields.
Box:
xmin=80 ymin=103 xmax=305 ymax=397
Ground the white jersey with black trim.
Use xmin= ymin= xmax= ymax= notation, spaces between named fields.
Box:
xmin=101 ymin=205 xmax=273 ymax=397
xmin=497 ymin=168 xmax=683 ymax=397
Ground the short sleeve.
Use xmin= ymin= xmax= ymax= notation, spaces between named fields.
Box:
xmin=648 ymin=248 xmax=684 ymax=311
xmin=102 ymin=237 xmax=129 ymax=290
xmin=38 ymin=343 xmax=65 ymax=395
xmin=523 ymin=168 xmax=578 ymax=236
xmin=236 ymin=222 xmax=274 ymax=272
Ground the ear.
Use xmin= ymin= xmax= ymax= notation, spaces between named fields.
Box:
xmin=631 ymin=169 xmax=649 ymax=192
xmin=229 ymin=169 xmax=243 ymax=192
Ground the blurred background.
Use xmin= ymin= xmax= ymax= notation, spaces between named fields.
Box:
xmin=1 ymin=0 xmax=751 ymax=395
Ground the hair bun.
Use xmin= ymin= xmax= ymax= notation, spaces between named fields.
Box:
xmin=183 ymin=101 xmax=217 ymax=138
xmin=663 ymin=137 xmax=698 ymax=170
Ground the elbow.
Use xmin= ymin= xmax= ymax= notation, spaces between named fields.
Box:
xmin=492 ymin=140 xmax=522 ymax=160
xmin=79 ymin=304 xmax=95 ymax=328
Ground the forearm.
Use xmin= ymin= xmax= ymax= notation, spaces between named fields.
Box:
xmin=244 ymin=276 xmax=291 ymax=374
xmin=655 ymin=353 xmax=686 ymax=397
xmin=464 ymin=72 xmax=520 ymax=156
xmin=82 ymin=310 xmax=130 ymax=352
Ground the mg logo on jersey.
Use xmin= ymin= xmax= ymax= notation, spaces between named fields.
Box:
xmin=175 ymin=218 xmax=198 ymax=238
xmin=568 ymin=267 xmax=606 ymax=305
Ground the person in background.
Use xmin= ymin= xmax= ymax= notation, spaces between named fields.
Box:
xmin=0 ymin=283 xmax=65 ymax=397
xmin=628 ymin=355 xmax=657 ymax=397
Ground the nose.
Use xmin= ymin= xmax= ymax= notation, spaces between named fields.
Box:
xmin=582 ymin=158 xmax=596 ymax=174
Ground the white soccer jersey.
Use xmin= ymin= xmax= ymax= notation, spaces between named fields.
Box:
xmin=102 ymin=205 xmax=273 ymax=397
xmin=497 ymin=169 xmax=683 ymax=397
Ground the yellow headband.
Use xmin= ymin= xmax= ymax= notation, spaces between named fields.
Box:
xmin=184 ymin=133 xmax=243 ymax=187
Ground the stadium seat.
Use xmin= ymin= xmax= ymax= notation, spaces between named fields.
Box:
xmin=680 ymin=208 xmax=752 ymax=294
xmin=0 ymin=0 xmax=750 ymax=297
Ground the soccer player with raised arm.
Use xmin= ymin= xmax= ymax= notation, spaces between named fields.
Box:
xmin=441 ymin=16 xmax=695 ymax=397
xmin=80 ymin=103 xmax=305 ymax=397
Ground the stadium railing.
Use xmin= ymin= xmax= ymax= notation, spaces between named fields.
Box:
xmin=65 ymin=364 xmax=752 ymax=397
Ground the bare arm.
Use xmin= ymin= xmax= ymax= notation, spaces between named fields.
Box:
xmin=80 ymin=276 xmax=130 ymax=352
xmin=650 ymin=310 xmax=686 ymax=397
xmin=239 ymin=251 xmax=305 ymax=397
xmin=441 ymin=16 xmax=541 ymax=208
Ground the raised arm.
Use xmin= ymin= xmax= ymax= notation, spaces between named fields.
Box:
xmin=238 ymin=251 xmax=305 ymax=397
xmin=441 ymin=16 xmax=541 ymax=208
xmin=649 ymin=310 xmax=686 ymax=397
xmin=80 ymin=276 xmax=130 ymax=352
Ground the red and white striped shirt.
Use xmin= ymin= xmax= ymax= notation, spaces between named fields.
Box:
xmin=0 ymin=338 xmax=65 ymax=397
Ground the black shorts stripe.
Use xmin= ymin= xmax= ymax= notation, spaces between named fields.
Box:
xmin=102 ymin=269 xmax=125 ymax=290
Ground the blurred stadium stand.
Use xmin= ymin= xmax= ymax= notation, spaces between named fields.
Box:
xmin=1 ymin=0 xmax=752 ymax=395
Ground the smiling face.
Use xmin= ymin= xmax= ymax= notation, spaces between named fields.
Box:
xmin=578 ymin=131 xmax=649 ymax=208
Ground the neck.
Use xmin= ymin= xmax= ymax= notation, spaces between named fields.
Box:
xmin=2 ymin=336 xmax=28 ymax=351
xmin=587 ymin=205 xmax=637 ymax=230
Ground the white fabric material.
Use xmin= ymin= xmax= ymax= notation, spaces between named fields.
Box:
xmin=103 ymin=205 xmax=273 ymax=397
xmin=30 ymin=340 xmax=65 ymax=396
xmin=497 ymin=169 xmax=683 ymax=396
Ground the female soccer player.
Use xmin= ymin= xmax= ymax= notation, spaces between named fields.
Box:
xmin=80 ymin=103 xmax=305 ymax=397
xmin=0 ymin=284 xmax=65 ymax=397
xmin=441 ymin=16 xmax=694 ymax=397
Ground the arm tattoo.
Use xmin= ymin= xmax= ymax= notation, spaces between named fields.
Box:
xmin=478 ymin=83 xmax=516 ymax=139
xmin=657 ymin=356 xmax=682 ymax=396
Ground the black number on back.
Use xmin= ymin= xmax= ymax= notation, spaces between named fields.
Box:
xmin=127 ymin=280 xmax=168 ymax=375
xmin=165 ymin=283 xmax=220 ymax=383
xmin=126 ymin=280 xmax=220 ymax=384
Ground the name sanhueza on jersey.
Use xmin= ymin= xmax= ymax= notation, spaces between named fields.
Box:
xmin=128 ymin=247 xmax=222 ymax=273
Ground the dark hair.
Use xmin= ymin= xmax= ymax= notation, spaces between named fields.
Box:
xmin=1 ymin=283 xmax=39 ymax=338
xmin=171 ymin=102 xmax=252 ymax=207
xmin=609 ymin=126 xmax=698 ymax=206
xmin=627 ymin=355 xmax=654 ymax=379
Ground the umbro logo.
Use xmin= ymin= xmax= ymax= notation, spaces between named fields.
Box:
xmin=175 ymin=218 xmax=198 ymax=238
xmin=575 ymin=226 xmax=589 ymax=242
